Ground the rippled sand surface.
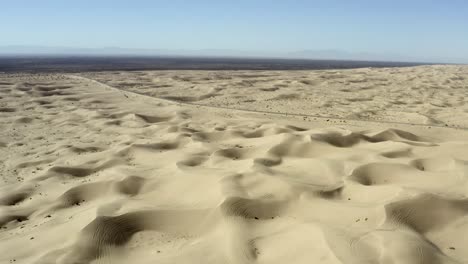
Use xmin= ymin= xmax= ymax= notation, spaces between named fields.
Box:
xmin=1 ymin=66 xmax=468 ymax=263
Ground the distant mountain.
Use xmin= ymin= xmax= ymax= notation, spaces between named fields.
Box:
xmin=286 ymin=49 xmax=421 ymax=62
xmin=288 ymin=49 xmax=355 ymax=59
xmin=0 ymin=45 xmax=274 ymax=58
xmin=0 ymin=45 xmax=465 ymax=64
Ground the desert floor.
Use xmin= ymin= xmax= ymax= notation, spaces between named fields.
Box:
xmin=1 ymin=65 xmax=468 ymax=263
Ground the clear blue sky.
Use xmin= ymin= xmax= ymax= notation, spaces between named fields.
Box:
xmin=1 ymin=0 xmax=467 ymax=62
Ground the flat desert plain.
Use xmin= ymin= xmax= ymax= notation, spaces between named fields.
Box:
xmin=1 ymin=65 xmax=468 ymax=263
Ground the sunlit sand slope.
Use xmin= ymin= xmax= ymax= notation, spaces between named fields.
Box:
xmin=1 ymin=67 xmax=468 ymax=263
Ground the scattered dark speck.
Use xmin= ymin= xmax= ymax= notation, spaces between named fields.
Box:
xmin=449 ymin=247 xmax=456 ymax=250
xmin=254 ymin=217 xmax=259 ymax=220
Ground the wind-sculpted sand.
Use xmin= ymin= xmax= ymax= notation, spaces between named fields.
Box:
xmin=82 ymin=65 xmax=468 ymax=129
xmin=1 ymin=66 xmax=468 ymax=263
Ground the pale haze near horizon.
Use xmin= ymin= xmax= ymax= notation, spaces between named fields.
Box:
xmin=1 ymin=0 xmax=467 ymax=63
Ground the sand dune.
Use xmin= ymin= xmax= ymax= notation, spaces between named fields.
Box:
xmin=81 ymin=65 xmax=468 ymax=129
xmin=1 ymin=66 xmax=468 ymax=263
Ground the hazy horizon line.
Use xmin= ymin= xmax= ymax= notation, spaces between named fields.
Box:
xmin=0 ymin=45 xmax=466 ymax=64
